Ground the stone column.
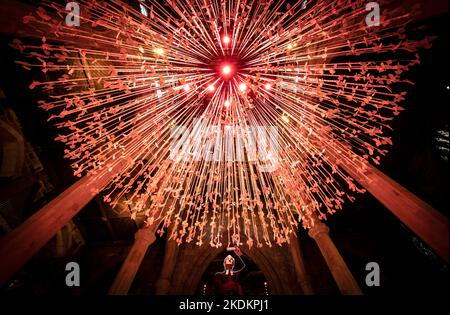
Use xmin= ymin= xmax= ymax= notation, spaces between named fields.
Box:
xmin=108 ymin=226 xmax=157 ymax=295
xmin=308 ymin=221 xmax=362 ymax=295
xmin=155 ymin=238 xmax=179 ymax=294
xmin=289 ymin=233 xmax=314 ymax=294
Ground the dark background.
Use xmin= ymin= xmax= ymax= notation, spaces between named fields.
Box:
xmin=0 ymin=0 xmax=448 ymax=296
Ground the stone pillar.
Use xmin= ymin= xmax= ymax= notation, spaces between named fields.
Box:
xmin=155 ymin=238 xmax=179 ymax=294
xmin=108 ymin=226 xmax=157 ymax=295
xmin=0 ymin=158 xmax=127 ymax=286
xmin=289 ymin=233 xmax=314 ymax=294
xmin=308 ymin=221 xmax=362 ymax=295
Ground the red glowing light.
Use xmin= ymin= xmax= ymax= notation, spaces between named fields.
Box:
xmin=222 ymin=64 xmax=232 ymax=76
xmin=16 ymin=0 xmax=427 ymax=249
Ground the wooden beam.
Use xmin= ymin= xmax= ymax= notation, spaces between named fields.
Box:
xmin=342 ymin=161 xmax=449 ymax=262
xmin=0 ymin=158 xmax=127 ymax=286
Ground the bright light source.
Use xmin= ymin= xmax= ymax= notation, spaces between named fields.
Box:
xmin=224 ymin=100 xmax=231 ymax=107
xmin=287 ymin=43 xmax=293 ymax=50
xmin=154 ymin=47 xmax=164 ymax=55
xmin=264 ymin=83 xmax=272 ymax=90
xmin=223 ymin=35 xmax=230 ymax=44
xmin=239 ymin=83 xmax=247 ymax=92
xmin=139 ymin=4 xmax=149 ymax=17
xmin=183 ymin=84 xmax=190 ymax=92
xmin=222 ymin=65 xmax=231 ymax=75
xmin=207 ymin=84 xmax=215 ymax=92
xmin=281 ymin=115 xmax=290 ymax=123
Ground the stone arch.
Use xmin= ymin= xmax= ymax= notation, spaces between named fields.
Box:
xmin=244 ymin=247 xmax=283 ymax=294
xmin=169 ymin=243 xmax=301 ymax=294
xmin=185 ymin=246 xmax=223 ymax=294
